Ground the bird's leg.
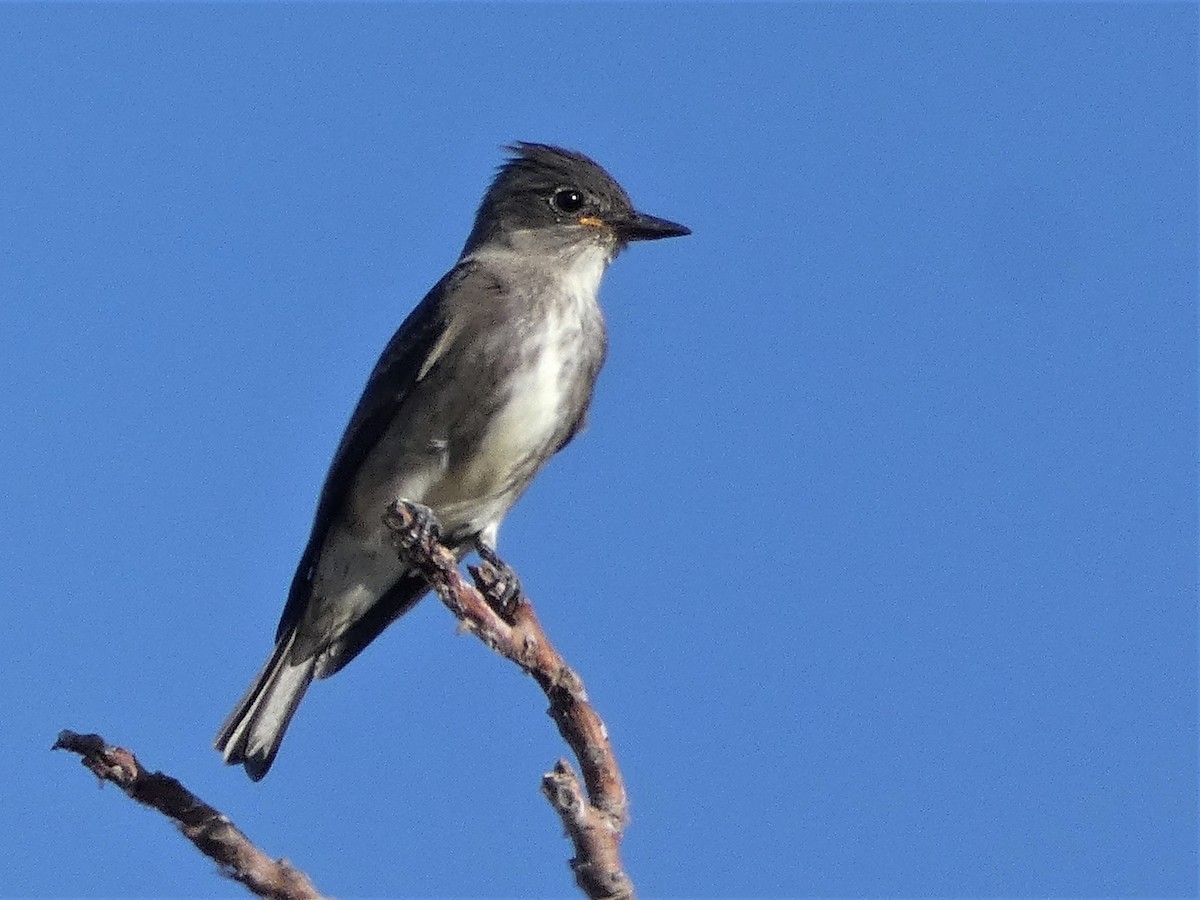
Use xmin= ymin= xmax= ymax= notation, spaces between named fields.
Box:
xmin=473 ymin=539 xmax=524 ymax=618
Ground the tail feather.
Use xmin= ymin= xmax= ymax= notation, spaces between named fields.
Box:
xmin=215 ymin=628 xmax=316 ymax=781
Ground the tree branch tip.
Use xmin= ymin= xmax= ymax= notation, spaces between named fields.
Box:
xmin=53 ymin=729 xmax=106 ymax=754
xmin=541 ymin=761 xmax=585 ymax=814
xmin=56 ymin=729 xmax=327 ymax=899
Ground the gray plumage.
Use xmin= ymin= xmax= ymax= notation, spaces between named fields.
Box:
xmin=215 ymin=142 xmax=689 ymax=780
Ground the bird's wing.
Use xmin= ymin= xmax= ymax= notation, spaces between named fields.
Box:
xmin=275 ymin=261 xmax=488 ymax=643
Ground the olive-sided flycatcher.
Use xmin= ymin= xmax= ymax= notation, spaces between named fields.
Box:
xmin=215 ymin=143 xmax=690 ymax=780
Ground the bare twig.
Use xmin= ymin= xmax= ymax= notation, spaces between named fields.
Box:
xmin=52 ymin=731 xmax=324 ymax=900
xmin=383 ymin=500 xmax=634 ymax=900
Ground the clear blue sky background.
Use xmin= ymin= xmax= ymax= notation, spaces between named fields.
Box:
xmin=2 ymin=4 xmax=1195 ymax=898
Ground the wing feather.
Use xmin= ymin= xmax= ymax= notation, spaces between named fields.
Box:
xmin=275 ymin=263 xmax=477 ymax=642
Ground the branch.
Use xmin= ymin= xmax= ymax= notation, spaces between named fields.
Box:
xmin=52 ymin=730 xmax=324 ymax=900
xmin=383 ymin=501 xmax=634 ymax=900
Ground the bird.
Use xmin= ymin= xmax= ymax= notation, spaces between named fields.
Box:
xmin=215 ymin=142 xmax=690 ymax=780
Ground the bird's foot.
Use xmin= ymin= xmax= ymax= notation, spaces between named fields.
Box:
xmin=383 ymin=500 xmax=442 ymax=558
xmin=472 ymin=540 xmax=524 ymax=619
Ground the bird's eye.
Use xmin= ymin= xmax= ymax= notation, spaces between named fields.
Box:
xmin=551 ymin=188 xmax=585 ymax=214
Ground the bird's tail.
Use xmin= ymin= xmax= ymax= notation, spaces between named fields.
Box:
xmin=214 ymin=627 xmax=315 ymax=781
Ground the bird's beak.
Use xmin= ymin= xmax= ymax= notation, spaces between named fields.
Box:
xmin=609 ymin=210 xmax=691 ymax=242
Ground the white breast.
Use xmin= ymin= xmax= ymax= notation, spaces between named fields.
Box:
xmin=471 ymin=244 xmax=607 ymax=476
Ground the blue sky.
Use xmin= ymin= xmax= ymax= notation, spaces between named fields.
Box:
xmin=2 ymin=4 xmax=1195 ymax=898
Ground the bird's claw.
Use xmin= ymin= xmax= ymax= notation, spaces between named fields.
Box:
xmin=384 ymin=500 xmax=442 ymax=555
xmin=473 ymin=540 xmax=524 ymax=616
